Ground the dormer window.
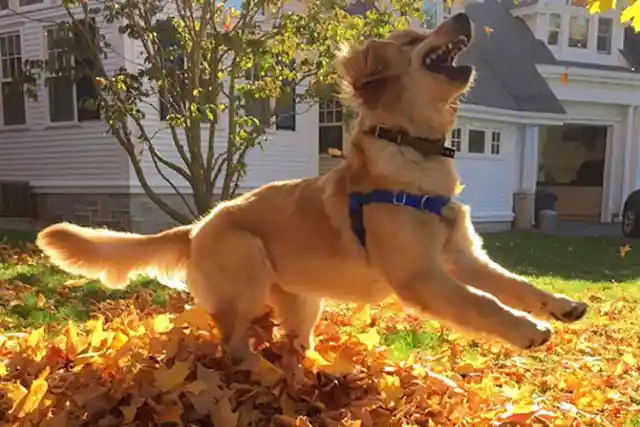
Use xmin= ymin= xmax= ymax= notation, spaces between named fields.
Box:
xmin=597 ymin=17 xmax=613 ymax=54
xmin=548 ymin=13 xmax=562 ymax=46
xmin=569 ymin=13 xmax=589 ymax=48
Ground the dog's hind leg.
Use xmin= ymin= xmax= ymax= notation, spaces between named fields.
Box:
xmin=188 ymin=227 xmax=274 ymax=363
xmin=269 ymin=286 xmax=323 ymax=387
xmin=445 ymin=211 xmax=588 ymax=323
xmin=269 ymin=285 xmax=324 ymax=353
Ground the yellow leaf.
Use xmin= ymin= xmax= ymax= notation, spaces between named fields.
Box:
xmin=26 ymin=326 xmax=45 ymax=348
xmin=622 ymin=352 xmax=637 ymax=366
xmin=173 ymin=305 xmax=213 ymax=331
xmin=378 ymin=374 xmax=403 ymax=406
xmin=619 ymin=244 xmax=632 ymax=258
xmin=36 ymin=293 xmax=46 ymax=308
xmin=184 ymin=380 xmax=208 ymax=395
xmin=120 ymin=397 xmax=145 ymax=424
xmin=0 ymin=381 xmax=28 ymax=414
xmin=588 ymin=0 xmax=616 ymax=14
xmin=151 ymin=313 xmax=174 ymax=334
xmin=350 ymin=304 xmax=371 ymax=327
xmin=622 ymin=0 xmax=640 ymax=32
xmin=280 ymin=393 xmax=298 ymax=417
xmin=154 ymin=359 xmax=192 ymax=392
xmin=63 ymin=278 xmax=89 ymax=288
xmin=322 ymin=345 xmax=358 ymax=376
xmin=250 ymin=357 xmax=285 ymax=388
xmin=14 ymin=376 xmax=49 ymax=417
xmin=154 ymin=396 xmax=184 ymax=425
xmin=355 ymin=328 xmax=380 ymax=349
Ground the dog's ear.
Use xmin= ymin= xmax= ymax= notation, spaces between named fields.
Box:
xmin=336 ymin=39 xmax=406 ymax=107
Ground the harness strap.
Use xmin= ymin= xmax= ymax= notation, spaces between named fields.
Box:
xmin=348 ymin=190 xmax=450 ymax=248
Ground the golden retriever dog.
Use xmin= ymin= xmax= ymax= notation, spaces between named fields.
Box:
xmin=36 ymin=13 xmax=588 ymax=365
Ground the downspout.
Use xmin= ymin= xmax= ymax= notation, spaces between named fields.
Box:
xmin=622 ymin=105 xmax=636 ymax=218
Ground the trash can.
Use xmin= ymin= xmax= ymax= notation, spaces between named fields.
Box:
xmin=513 ymin=191 xmax=535 ymax=229
xmin=534 ymin=189 xmax=558 ymax=227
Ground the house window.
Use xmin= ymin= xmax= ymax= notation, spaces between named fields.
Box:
xmin=450 ymin=127 xmax=461 ymax=152
xmin=319 ymin=96 xmax=343 ymax=154
xmin=275 ymin=60 xmax=296 ymax=131
xmin=490 ymin=131 xmax=501 ymax=155
xmin=157 ymin=19 xmax=187 ymax=121
xmin=547 ymin=13 xmax=562 ymax=46
xmin=597 ymin=17 xmax=612 ymax=54
xmin=468 ymin=129 xmax=485 ymax=154
xmin=19 ymin=0 xmax=43 ymax=5
xmin=244 ymin=61 xmax=270 ymax=127
xmin=44 ymin=21 xmax=101 ymax=123
xmin=442 ymin=1 xmax=452 ymax=20
xmin=46 ymin=26 xmax=75 ymax=122
xmin=568 ymin=13 xmax=589 ymax=48
xmin=0 ymin=0 xmax=7 ymax=10
xmin=0 ymin=32 xmax=26 ymax=126
xmin=72 ymin=19 xmax=101 ymax=121
xmin=422 ymin=1 xmax=437 ymax=30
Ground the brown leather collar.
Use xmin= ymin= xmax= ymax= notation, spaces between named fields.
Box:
xmin=365 ymin=125 xmax=455 ymax=159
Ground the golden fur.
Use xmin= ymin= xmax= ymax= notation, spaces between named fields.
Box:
xmin=37 ymin=14 xmax=587 ymax=363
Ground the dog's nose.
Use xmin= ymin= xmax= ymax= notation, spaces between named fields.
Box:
xmin=448 ymin=12 xmax=473 ymax=39
xmin=450 ymin=13 xmax=470 ymax=28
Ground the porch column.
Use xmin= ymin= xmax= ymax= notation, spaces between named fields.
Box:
xmin=521 ymin=125 xmax=540 ymax=192
xmin=622 ymin=105 xmax=636 ymax=213
xmin=513 ymin=125 xmax=539 ymax=229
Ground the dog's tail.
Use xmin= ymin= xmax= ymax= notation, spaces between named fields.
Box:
xmin=36 ymin=222 xmax=192 ymax=291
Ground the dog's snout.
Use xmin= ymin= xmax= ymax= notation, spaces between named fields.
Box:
xmin=441 ymin=12 xmax=473 ymax=41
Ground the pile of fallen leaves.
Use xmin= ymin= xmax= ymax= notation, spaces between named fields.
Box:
xmin=0 ymin=292 xmax=639 ymax=427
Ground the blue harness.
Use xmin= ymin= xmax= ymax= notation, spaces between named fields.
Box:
xmin=348 ymin=190 xmax=451 ymax=247
xmin=347 ymin=126 xmax=456 ymax=248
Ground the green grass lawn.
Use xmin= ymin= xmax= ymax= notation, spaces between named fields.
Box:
xmin=0 ymin=229 xmax=178 ymax=331
xmin=1 ymin=228 xmax=639 ymax=331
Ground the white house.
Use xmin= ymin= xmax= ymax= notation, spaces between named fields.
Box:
xmin=0 ymin=0 xmax=639 ymax=233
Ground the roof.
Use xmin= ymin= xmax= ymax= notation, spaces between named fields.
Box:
xmin=344 ymin=0 xmax=640 ymax=114
xmin=457 ymin=0 xmax=566 ymax=113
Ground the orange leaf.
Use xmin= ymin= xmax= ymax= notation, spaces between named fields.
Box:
xmin=619 ymin=244 xmax=631 ymax=258
xmin=483 ymin=25 xmax=494 ymax=34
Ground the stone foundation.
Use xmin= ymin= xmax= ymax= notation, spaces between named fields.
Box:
xmin=29 ymin=193 xmax=515 ymax=235
xmin=32 ymin=193 xmax=198 ymax=234
xmin=35 ymin=193 xmax=132 ymax=231
xmin=129 ymin=194 xmax=195 ymax=234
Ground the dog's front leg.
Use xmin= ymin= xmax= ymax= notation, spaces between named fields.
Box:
xmin=388 ymin=265 xmax=553 ymax=349
xmin=445 ymin=215 xmax=588 ymax=323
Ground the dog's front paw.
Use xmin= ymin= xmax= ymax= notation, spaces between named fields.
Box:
xmin=503 ymin=314 xmax=553 ymax=350
xmin=547 ymin=294 xmax=589 ymax=323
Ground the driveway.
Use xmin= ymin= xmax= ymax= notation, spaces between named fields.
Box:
xmin=542 ymin=220 xmax=622 ymax=238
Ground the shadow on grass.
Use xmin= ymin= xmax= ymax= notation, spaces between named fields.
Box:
xmin=481 ymin=230 xmax=640 ymax=284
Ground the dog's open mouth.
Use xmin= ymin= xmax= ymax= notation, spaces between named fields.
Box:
xmin=423 ymin=35 xmax=472 ymax=82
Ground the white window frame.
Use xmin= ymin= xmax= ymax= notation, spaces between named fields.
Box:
xmin=452 ymin=124 xmax=505 ymax=159
xmin=547 ymin=13 xmax=562 ymax=46
xmin=490 ymin=130 xmax=501 ymax=155
xmin=450 ymin=127 xmax=462 ymax=152
xmin=318 ymin=95 xmax=344 ymax=156
xmin=596 ymin=16 xmax=613 ymax=54
xmin=0 ymin=0 xmax=45 ymax=14
xmin=0 ymin=30 xmax=26 ymax=127
xmin=44 ymin=25 xmax=78 ymax=125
